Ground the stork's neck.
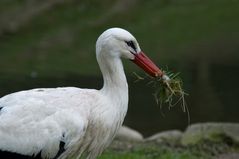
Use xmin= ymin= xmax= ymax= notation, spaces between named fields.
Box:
xmin=97 ymin=52 xmax=128 ymax=102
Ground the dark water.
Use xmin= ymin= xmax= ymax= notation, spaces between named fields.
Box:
xmin=0 ymin=63 xmax=239 ymax=137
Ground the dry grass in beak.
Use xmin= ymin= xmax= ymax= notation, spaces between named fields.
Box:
xmin=133 ymin=70 xmax=190 ymax=123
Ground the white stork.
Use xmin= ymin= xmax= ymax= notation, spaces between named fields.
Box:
xmin=0 ymin=28 xmax=163 ymax=159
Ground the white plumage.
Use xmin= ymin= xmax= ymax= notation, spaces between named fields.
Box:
xmin=0 ymin=28 xmax=162 ymax=159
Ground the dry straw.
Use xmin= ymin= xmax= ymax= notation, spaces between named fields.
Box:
xmin=133 ymin=70 xmax=190 ymax=123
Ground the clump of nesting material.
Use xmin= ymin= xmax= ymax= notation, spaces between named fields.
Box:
xmin=133 ymin=70 xmax=189 ymax=117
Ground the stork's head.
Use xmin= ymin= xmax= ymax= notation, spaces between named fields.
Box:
xmin=96 ymin=28 xmax=163 ymax=77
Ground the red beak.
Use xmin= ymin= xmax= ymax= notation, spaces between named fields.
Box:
xmin=133 ymin=51 xmax=163 ymax=77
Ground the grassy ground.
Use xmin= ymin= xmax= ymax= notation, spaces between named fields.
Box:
xmin=98 ymin=140 xmax=238 ymax=159
xmin=100 ymin=148 xmax=209 ymax=159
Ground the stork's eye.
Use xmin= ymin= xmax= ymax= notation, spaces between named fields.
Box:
xmin=125 ymin=40 xmax=137 ymax=53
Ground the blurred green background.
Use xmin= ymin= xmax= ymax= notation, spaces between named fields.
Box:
xmin=0 ymin=0 xmax=239 ymax=136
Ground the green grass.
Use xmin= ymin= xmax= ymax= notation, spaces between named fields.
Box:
xmin=100 ymin=153 xmax=147 ymax=159
xmin=98 ymin=139 xmax=239 ymax=159
xmin=99 ymin=151 xmax=207 ymax=159
xmin=99 ymin=146 xmax=211 ymax=159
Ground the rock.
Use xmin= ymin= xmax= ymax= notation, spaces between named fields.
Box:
xmin=145 ymin=130 xmax=183 ymax=144
xmin=181 ymin=122 xmax=239 ymax=145
xmin=115 ymin=126 xmax=144 ymax=142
